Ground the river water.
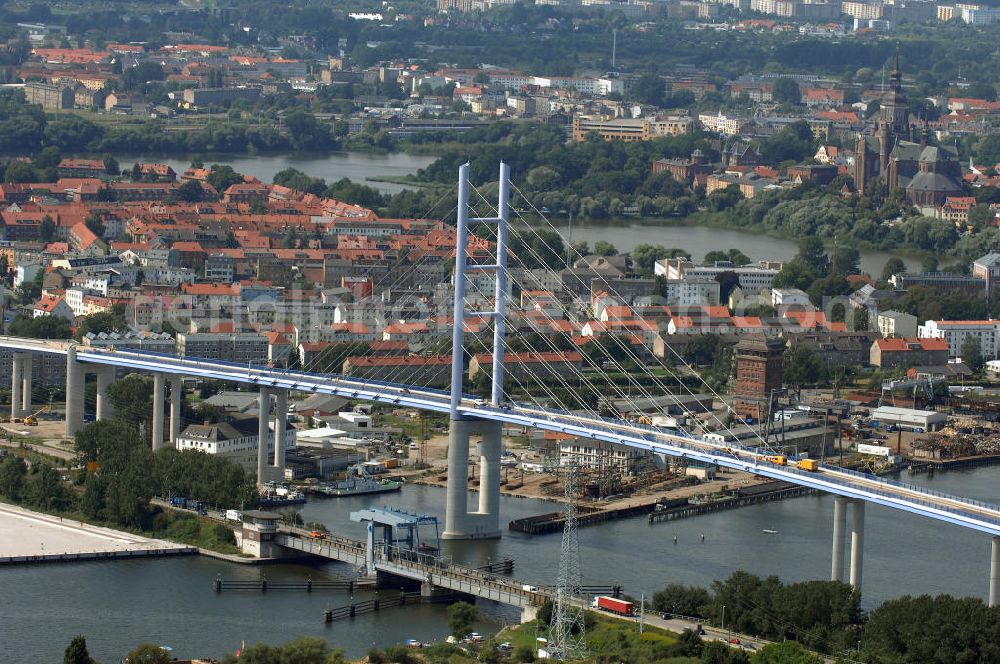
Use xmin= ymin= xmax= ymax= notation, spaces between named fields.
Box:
xmin=107 ymin=151 xmax=437 ymax=195
xmin=2 ymin=466 xmax=997 ymax=663
xmin=540 ymin=220 xmax=922 ymax=277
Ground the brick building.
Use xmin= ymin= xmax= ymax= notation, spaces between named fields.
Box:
xmin=733 ymin=335 xmax=785 ymax=420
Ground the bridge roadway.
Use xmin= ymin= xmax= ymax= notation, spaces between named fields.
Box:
xmin=4 ymin=335 xmax=1000 ymax=539
xmin=274 ymin=525 xmax=543 ymax=613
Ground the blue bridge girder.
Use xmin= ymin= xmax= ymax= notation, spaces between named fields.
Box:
xmin=4 ymin=335 xmax=1000 ymax=537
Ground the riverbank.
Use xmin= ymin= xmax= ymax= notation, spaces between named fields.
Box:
xmin=0 ymin=502 xmax=195 ymax=564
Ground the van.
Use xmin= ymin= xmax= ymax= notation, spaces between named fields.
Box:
xmin=522 ymin=584 xmax=539 ymax=592
xmin=225 ymin=509 xmax=241 ymax=522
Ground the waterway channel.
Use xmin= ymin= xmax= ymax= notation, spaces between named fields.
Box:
xmin=1 ymin=465 xmax=997 ymax=662
xmin=539 ymin=220 xmax=923 ymax=277
xmin=105 ymin=151 xmax=437 ymax=195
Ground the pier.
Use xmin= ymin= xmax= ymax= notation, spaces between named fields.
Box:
xmin=647 ymin=481 xmax=816 ymax=524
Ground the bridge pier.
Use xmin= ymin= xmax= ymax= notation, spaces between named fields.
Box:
xmin=831 ymin=496 xmax=847 ymax=582
xmin=443 ymin=418 xmax=502 ymax=540
xmin=990 ymin=537 xmax=1000 ymax=607
xmin=169 ymin=375 xmax=183 ymax=448
xmin=257 ymin=388 xmax=273 ymax=485
xmin=850 ymin=499 xmax=865 ymax=591
xmin=273 ymin=388 xmax=287 ymax=480
xmin=10 ymin=352 xmax=29 ymax=419
xmin=95 ymin=366 xmax=115 ymax=421
xmin=65 ymin=346 xmax=84 ymax=436
xmin=520 ymin=604 xmax=540 ymax=624
xmin=151 ymin=373 xmax=166 ymax=451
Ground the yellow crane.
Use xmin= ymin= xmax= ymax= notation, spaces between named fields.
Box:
xmin=24 ymin=406 xmax=49 ymax=426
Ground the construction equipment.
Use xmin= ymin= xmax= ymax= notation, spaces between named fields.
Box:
xmin=24 ymin=406 xmax=49 ymax=426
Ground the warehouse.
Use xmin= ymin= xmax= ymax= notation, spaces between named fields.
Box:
xmin=870 ymin=406 xmax=949 ymax=432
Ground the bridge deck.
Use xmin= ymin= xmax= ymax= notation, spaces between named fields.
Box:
xmin=3 ymin=336 xmax=1000 ymax=537
xmin=274 ymin=530 xmax=541 ymax=608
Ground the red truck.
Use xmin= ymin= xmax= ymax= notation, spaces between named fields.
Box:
xmin=591 ymin=596 xmax=634 ymax=616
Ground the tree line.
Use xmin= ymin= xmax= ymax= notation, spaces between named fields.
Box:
xmin=652 ymin=570 xmax=1000 ymax=663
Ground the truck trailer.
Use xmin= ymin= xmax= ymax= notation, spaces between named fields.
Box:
xmin=592 ymin=596 xmax=634 ymax=615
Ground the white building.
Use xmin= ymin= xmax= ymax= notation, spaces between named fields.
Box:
xmin=771 ymin=288 xmax=811 ymax=308
xmin=877 ymin=310 xmax=918 ymax=338
xmin=175 ymin=417 xmax=297 ymax=474
xmin=559 ymin=438 xmax=652 ymax=476
xmin=918 ymin=319 xmax=1000 ymax=359
xmin=660 ymin=278 xmax=721 ymax=306
xmin=655 ymin=258 xmax=780 ymax=295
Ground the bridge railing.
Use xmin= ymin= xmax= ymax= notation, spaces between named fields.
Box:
xmin=378 ymin=544 xmax=542 ymax=603
xmin=83 ymin=347 xmax=457 ymax=398
xmin=818 ymin=464 xmax=1000 ymax=521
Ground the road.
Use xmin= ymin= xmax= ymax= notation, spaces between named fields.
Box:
xmin=3 ymin=336 xmax=1000 ymax=537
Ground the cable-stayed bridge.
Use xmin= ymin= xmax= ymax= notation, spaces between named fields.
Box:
xmin=3 ymin=162 xmax=1000 ymax=605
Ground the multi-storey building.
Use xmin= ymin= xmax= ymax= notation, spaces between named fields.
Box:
xmin=918 ymin=319 xmax=1000 ymax=359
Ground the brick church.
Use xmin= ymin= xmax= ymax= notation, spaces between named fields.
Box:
xmin=853 ymin=54 xmax=964 ymax=208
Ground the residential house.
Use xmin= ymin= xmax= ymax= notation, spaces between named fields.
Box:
xmin=869 ymin=337 xmax=950 ymax=369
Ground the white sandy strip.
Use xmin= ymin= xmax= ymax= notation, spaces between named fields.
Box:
xmin=0 ymin=503 xmax=189 ymax=557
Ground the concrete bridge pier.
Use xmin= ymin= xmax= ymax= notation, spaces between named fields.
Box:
xmin=520 ymin=604 xmax=540 ymax=624
xmin=831 ymin=496 xmax=847 ymax=582
xmin=10 ymin=351 xmax=29 ymax=419
xmin=95 ymin=366 xmax=116 ymax=421
xmin=151 ymin=373 xmax=166 ymax=451
xmin=64 ymin=346 xmax=85 ymax=436
xmin=273 ymin=388 xmax=287 ymax=480
xmin=257 ymin=388 xmax=273 ymax=485
xmin=169 ymin=375 xmax=183 ymax=448
xmin=443 ymin=418 xmax=502 ymax=540
xmin=850 ymin=499 xmax=865 ymax=591
xmin=990 ymin=536 xmax=1000 ymax=607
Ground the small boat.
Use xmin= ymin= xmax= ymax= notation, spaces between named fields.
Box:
xmin=762 ymin=529 xmax=779 ymax=535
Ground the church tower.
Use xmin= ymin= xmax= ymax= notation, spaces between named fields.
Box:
xmin=879 ymin=50 xmax=909 ymax=140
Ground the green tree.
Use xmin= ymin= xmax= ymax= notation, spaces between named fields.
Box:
xmin=26 ymin=462 xmax=72 ymax=511
xmin=174 ymin=179 xmax=205 ymax=202
xmin=124 ymin=644 xmax=171 ymax=664
xmin=64 ymin=635 xmax=96 ymax=664
xmin=105 ymin=374 xmax=155 ymax=432
xmin=881 ymin=257 xmax=906 ymax=282
xmin=830 ymin=246 xmax=860 ymax=277
xmin=632 ymin=243 xmax=673 ymax=277
xmin=206 ymin=165 xmax=243 ymax=194
xmin=633 ymin=73 xmax=666 ymax=107
xmin=447 ymin=601 xmax=479 ymax=638
xmin=797 ymin=237 xmax=829 ymax=277
xmin=861 ymin=594 xmax=1000 ymax=664
xmin=652 ymin=583 xmax=711 ymax=617
xmin=80 ymin=475 xmax=106 ymax=520
xmin=851 ymin=307 xmax=870 ymax=332
xmin=751 ymin=641 xmax=822 ymax=664
xmin=40 ymin=215 xmax=56 ymax=243
xmin=0 ymin=454 xmax=27 ymax=500
xmin=961 ymin=335 xmax=984 ymax=372
xmin=8 ymin=314 xmax=72 ymax=339
xmin=772 ymin=78 xmax=802 ymax=105
xmin=284 ymin=110 xmax=335 ymax=151
xmin=593 ymin=240 xmax=617 ymax=256
xmin=784 ymin=343 xmax=823 ymax=396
